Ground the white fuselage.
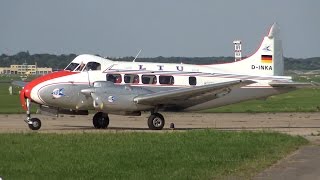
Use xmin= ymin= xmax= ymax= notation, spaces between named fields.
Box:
xmin=27 ymin=54 xmax=293 ymax=111
xmin=25 ymin=23 xmax=293 ymax=111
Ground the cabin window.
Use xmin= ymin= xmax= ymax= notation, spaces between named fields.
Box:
xmin=124 ymin=74 xmax=139 ymax=84
xmin=159 ymin=76 xmax=174 ymax=85
xmin=142 ymin=75 xmax=157 ymax=84
xmin=65 ymin=63 xmax=79 ymax=71
xmin=85 ymin=62 xmax=101 ymax=71
xmin=189 ymin=76 xmax=197 ymax=85
xmin=106 ymin=74 xmax=122 ymax=83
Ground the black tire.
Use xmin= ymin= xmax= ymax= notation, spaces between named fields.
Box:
xmin=28 ymin=118 xmax=41 ymax=130
xmin=148 ymin=113 xmax=165 ymax=130
xmin=93 ymin=112 xmax=109 ymax=129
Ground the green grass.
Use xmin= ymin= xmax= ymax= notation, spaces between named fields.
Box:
xmin=0 ymin=83 xmax=38 ymax=114
xmin=204 ymin=88 xmax=320 ymax=113
xmin=0 ymin=74 xmax=39 ymax=82
xmin=0 ymin=131 xmax=308 ymax=179
xmin=292 ymin=74 xmax=320 ymax=82
xmin=0 ymin=83 xmax=25 ymax=113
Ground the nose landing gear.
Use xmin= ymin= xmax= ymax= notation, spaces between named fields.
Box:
xmin=25 ymin=98 xmax=42 ymax=130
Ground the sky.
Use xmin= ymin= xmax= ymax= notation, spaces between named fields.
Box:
xmin=0 ymin=0 xmax=319 ymax=58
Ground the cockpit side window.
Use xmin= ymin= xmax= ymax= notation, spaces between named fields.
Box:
xmin=75 ymin=62 xmax=86 ymax=71
xmin=84 ymin=62 xmax=101 ymax=71
xmin=65 ymin=63 xmax=79 ymax=71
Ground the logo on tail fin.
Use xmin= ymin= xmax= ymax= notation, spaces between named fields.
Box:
xmin=262 ymin=45 xmax=271 ymax=52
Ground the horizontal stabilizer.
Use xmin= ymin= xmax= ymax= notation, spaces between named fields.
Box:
xmin=269 ymin=81 xmax=317 ymax=88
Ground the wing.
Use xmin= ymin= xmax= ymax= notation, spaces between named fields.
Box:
xmin=134 ymin=80 xmax=254 ymax=110
xmin=11 ymin=81 xmax=28 ymax=87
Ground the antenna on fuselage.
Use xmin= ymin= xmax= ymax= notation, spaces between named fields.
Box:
xmin=133 ymin=49 xmax=142 ymax=62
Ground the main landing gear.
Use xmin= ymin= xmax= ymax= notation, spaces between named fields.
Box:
xmin=148 ymin=112 xmax=165 ymax=130
xmin=147 ymin=107 xmax=165 ymax=130
xmin=25 ymin=98 xmax=42 ymax=130
xmin=92 ymin=111 xmax=165 ymax=130
xmin=92 ymin=112 xmax=109 ymax=129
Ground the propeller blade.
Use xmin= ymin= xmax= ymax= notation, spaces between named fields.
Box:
xmin=91 ymin=93 xmax=104 ymax=110
xmin=19 ymin=88 xmax=27 ymax=110
xmin=75 ymin=94 xmax=91 ymax=110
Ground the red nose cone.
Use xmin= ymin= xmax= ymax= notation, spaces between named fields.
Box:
xmin=24 ymin=83 xmax=33 ymax=100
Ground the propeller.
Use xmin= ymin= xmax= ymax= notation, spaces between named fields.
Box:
xmin=91 ymin=93 xmax=104 ymax=110
xmin=19 ymin=88 xmax=27 ymax=110
xmin=75 ymin=94 xmax=91 ymax=110
xmin=80 ymin=88 xmax=104 ymax=110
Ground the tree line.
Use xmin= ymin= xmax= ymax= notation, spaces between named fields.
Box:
xmin=0 ymin=51 xmax=319 ymax=71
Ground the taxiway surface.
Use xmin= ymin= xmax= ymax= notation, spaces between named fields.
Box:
xmin=1 ymin=112 xmax=320 ymax=137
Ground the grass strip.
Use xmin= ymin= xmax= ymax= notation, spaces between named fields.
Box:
xmin=0 ymin=131 xmax=308 ymax=179
xmin=203 ymin=88 xmax=320 ymax=113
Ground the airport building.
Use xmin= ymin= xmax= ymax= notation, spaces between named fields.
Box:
xmin=0 ymin=63 xmax=52 ymax=75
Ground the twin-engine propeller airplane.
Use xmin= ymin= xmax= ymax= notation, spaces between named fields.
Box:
xmin=13 ymin=23 xmax=312 ymax=130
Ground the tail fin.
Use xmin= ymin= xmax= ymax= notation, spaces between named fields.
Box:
xmin=210 ymin=23 xmax=284 ymax=76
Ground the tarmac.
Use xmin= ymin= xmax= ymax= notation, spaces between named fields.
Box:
xmin=1 ymin=112 xmax=320 ymax=179
xmin=1 ymin=112 xmax=320 ymax=135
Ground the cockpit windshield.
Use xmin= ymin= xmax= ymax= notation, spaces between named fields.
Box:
xmin=65 ymin=61 xmax=101 ymax=72
xmin=65 ymin=63 xmax=79 ymax=71
xmin=84 ymin=62 xmax=101 ymax=71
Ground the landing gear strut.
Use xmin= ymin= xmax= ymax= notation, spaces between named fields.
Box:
xmin=25 ymin=98 xmax=42 ymax=130
xmin=148 ymin=112 xmax=165 ymax=130
xmin=93 ymin=112 xmax=109 ymax=129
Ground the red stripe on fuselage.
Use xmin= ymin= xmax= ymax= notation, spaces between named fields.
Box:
xmin=24 ymin=71 xmax=78 ymax=100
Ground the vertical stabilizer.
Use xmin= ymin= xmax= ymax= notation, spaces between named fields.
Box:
xmin=208 ymin=23 xmax=284 ymax=76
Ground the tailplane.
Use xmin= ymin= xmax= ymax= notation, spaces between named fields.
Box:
xmin=209 ymin=23 xmax=284 ymax=76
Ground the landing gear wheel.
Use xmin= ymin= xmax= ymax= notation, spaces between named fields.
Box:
xmin=93 ymin=112 xmax=109 ymax=129
xmin=148 ymin=113 xmax=165 ymax=130
xmin=28 ymin=118 xmax=42 ymax=130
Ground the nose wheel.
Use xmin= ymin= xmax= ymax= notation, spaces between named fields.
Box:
xmin=27 ymin=118 xmax=42 ymax=130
